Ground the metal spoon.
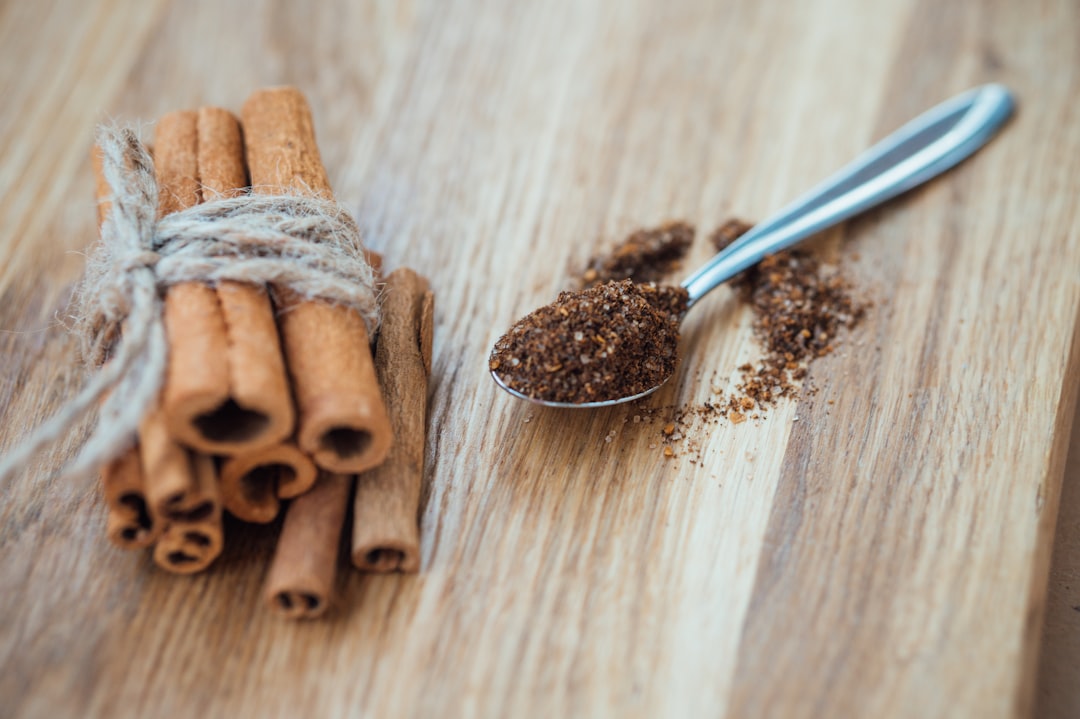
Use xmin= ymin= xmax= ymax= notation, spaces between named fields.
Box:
xmin=492 ymin=84 xmax=1015 ymax=408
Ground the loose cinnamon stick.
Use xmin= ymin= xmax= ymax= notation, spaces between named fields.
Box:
xmin=159 ymin=108 xmax=295 ymax=455
xmin=219 ymin=441 xmax=318 ymax=523
xmin=265 ymin=471 xmax=352 ymax=619
xmin=101 ymin=446 xmax=158 ymax=549
xmin=352 ymin=268 xmax=433 ymax=572
xmin=152 ymin=453 xmax=223 ymax=574
xmin=241 ymin=87 xmax=392 ymax=474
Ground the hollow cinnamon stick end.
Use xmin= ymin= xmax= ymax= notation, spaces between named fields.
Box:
xmin=220 ymin=477 xmax=280 ymax=524
xmin=351 ymin=540 xmax=420 ymax=574
xmin=270 ymin=446 xmax=319 ymax=499
xmin=105 ymin=510 xmax=156 ymax=550
xmin=152 ymin=522 xmax=224 ymax=574
xmin=299 ymin=410 xmax=393 ymax=475
xmin=220 ymin=443 xmax=317 ymax=522
xmin=101 ymin=447 xmax=159 ymax=550
xmin=267 ymin=587 xmax=331 ymax=620
xmin=166 ymin=397 xmax=287 ymax=458
xmin=104 ymin=496 xmax=158 ymax=549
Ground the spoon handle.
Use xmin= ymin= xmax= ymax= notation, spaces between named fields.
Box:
xmin=682 ymin=84 xmax=1015 ymax=306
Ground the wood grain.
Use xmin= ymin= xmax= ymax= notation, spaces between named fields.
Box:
xmin=1036 ymin=396 xmax=1080 ymax=718
xmin=1 ymin=1 xmax=1078 ymax=717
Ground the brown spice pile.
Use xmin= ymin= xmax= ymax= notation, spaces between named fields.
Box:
xmin=728 ymin=249 xmax=865 ymax=410
xmin=490 ymin=280 xmax=688 ymax=404
xmin=581 ymin=221 xmax=694 ymax=287
xmin=708 ymin=218 xmax=753 ymax=253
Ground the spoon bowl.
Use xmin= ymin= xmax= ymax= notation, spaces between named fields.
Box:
xmin=490 ymin=366 xmax=667 ymax=409
xmin=491 ymin=84 xmax=1015 ymax=408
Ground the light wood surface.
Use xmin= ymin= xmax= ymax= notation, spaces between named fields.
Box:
xmin=2 ymin=1 xmax=1079 ymax=717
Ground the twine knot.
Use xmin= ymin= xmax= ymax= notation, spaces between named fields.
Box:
xmin=0 ymin=124 xmax=379 ymax=482
xmin=123 ymin=250 xmax=162 ymax=272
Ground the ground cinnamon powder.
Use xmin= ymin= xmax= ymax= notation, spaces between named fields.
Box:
xmin=490 ymin=280 xmax=688 ymax=403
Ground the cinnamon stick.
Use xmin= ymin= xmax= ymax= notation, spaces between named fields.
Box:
xmin=92 ymin=145 xmax=110 ymax=228
xmin=241 ymin=87 xmax=392 ymax=474
xmin=151 ymin=453 xmax=223 ymax=573
xmin=101 ymin=446 xmax=158 ymax=549
xmin=140 ymin=406 xmax=218 ymax=524
xmin=264 ymin=471 xmax=352 ymax=619
xmin=352 ymin=268 xmax=433 ymax=572
xmin=159 ymin=108 xmax=295 ymax=455
xmin=363 ymin=249 xmax=384 ymax=279
xmin=219 ymin=441 xmax=318 ymax=523
xmin=138 ymin=113 xmax=225 ymax=540
xmin=155 ymin=110 xmax=201 ymax=215
xmin=92 ymin=147 xmax=158 ymax=549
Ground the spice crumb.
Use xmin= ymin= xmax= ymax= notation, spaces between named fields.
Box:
xmin=729 ymin=411 xmax=746 ymax=424
xmin=708 ymin=218 xmax=753 ymax=252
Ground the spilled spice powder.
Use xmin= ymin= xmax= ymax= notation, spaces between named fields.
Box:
xmin=643 ymin=219 xmax=866 ymax=452
xmin=490 ymin=280 xmax=689 ymax=404
xmin=581 ymin=221 xmax=694 ymax=287
xmin=708 ymin=218 xmax=753 ymax=253
xmin=729 ymin=248 xmax=865 ymax=408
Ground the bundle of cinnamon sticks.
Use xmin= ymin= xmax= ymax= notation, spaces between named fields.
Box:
xmin=95 ymin=88 xmax=433 ymax=619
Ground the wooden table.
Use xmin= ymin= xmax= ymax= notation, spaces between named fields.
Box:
xmin=2 ymin=1 xmax=1078 ymax=717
